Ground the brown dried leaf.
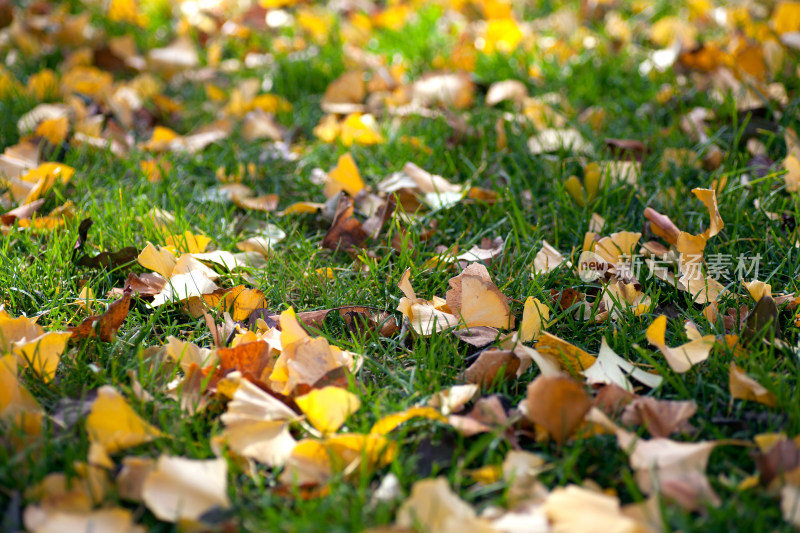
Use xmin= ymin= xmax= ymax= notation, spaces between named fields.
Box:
xmin=69 ymin=288 xmax=132 ymax=342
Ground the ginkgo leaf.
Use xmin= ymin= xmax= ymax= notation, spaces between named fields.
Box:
xmin=534 ymin=333 xmax=597 ymax=375
xmin=526 ymin=374 xmax=592 ymax=445
xmin=532 ymin=240 xmax=566 ymax=275
xmin=583 ymin=338 xmax=663 ymax=391
xmin=142 ymin=456 xmax=230 ymax=523
xmin=395 ymin=477 xmax=495 ymax=533
xmin=0 ymin=355 xmax=44 ymax=420
xmin=520 ymin=297 xmax=549 ymax=342
xmin=370 ymin=406 xmax=447 ymax=435
xmin=621 ymin=396 xmax=697 ymax=438
xmin=163 ymin=231 xmax=211 ymax=254
xmin=617 ymin=429 xmax=721 ymax=511
xmin=646 ymin=315 xmax=715 ymax=373
xmin=729 ymin=362 xmax=777 ymax=407
xmin=324 ymin=152 xmax=365 ymax=199
xmin=296 ymin=386 xmax=361 ymax=434
xmin=544 ymin=485 xmax=642 ymax=533
xmin=14 ymin=331 xmax=72 ymax=382
xmin=86 ymin=385 xmax=162 ymax=453
xmin=446 ymin=263 xmax=514 ymax=329
xmin=23 ymin=507 xmax=140 ymax=533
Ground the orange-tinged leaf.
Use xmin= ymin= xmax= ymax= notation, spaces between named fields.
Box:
xmin=526 ymin=374 xmax=592 ymax=445
xmin=729 ymin=362 xmax=777 ymax=407
xmin=69 ymin=288 xmax=132 ymax=342
xmin=35 ymin=116 xmax=68 ymax=145
xmin=86 ymin=386 xmax=162 ymax=453
xmin=296 ymin=386 xmax=361 ymax=433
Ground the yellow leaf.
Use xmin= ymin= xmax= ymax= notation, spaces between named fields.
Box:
xmin=137 ymin=242 xmax=177 ymax=278
xmin=772 ymin=1 xmax=800 ymax=34
xmin=296 ymin=386 xmax=361 ymax=433
xmin=86 ymin=386 xmax=162 ymax=453
xmin=35 ymin=117 xmax=69 ymax=145
xmin=534 ymin=333 xmax=597 ymax=375
xmin=15 ymin=331 xmax=72 ymax=382
xmin=646 ymin=315 xmax=715 ymax=373
xmin=370 ymin=406 xmax=446 ymax=435
xmin=163 ymin=231 xmax=211 ymax=254
xmin=482 ymin=18 xmax=523 ymax=55
xmin=520 ymin=297 xmax=549 ymax=342
xmin=0 ymin=355 xmax=42 ymax=418
xmin=340 ymin=113 xmax=384 ymax=146
xmin=729 ymin=362 xmax=777 ymax=407
xmin=27 ymin=69 xmax=59 ymax=101
xmin=324 ymin=152 xmax=364 ymax=199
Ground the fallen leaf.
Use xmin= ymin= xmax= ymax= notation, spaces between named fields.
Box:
xmin=729 ymin=362 xmax=777 ymax=407
xmin=526 ymin=374 xmax=592 ymax=445
xmin=621 ymin=397 xmax=697 ymax=438
xmin=142 ymin=456 xmax=230 ymax=523
xmin=322 ymin=193 xmax=368 ymax=251
xmin=296 ymin=386 xmax=361 ymax=434
xmin=462 ymin=349 xmax=520 ymax=388
xmin=86 ymin=385 xmax=162 ymax=453
xmin=445 ymin=263 xmax=514 ymax=329
xmin=69 ymin=288 xmax=132 ymax=342
xmin=520 ymin=297 xmax=549 ymax=342
xmin=395 ymin=477 xmax=495 ymax=532
xmin=646 ymin=315 xmax=715 ymax=373
xmin=583 ymin=338 xmax=663 ymax=391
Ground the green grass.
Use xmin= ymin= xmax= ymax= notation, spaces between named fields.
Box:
xmin=2 ymin=0 xmax=800 ymax=531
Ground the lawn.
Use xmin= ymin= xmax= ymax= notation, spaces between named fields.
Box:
xmin=2 ymin=0 xmax=800 ymax=531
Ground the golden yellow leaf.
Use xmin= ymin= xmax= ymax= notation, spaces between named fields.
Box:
xmin=520 ymin=297 xmax=549 ymax=342
xmin=136 ymin=242 xmax=177 ymax=278
xmin=26 ymin=70 xmax=59 ymax=103
xmin=15 ymin=331 xmax=72 ymax=382
xmin=164 ymin=231 xmax=211 ymax=254
xmin=324 ymin=152 xmax=365 ymax=199
xmin=646 ymin=315 xmax=715 ymax=373
xmin=772 ymin=1 xmax=800 ymax=34
xmin=296 ymin=386 xmax=361 ymax=433
xmin=482 ymin=18 xmax=523 ymax=55
xmin=0 ymin=355 xmax=42 ymax=417
xmin=86 ymin=386 xmax=162 ymax=453
xmin=340 ymin=113 xmax=384 ymax=146
xmin=534 ymin=333 xmax=597 ymax=374
xmin=370 ymin=406 xmax=447 ymax=435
